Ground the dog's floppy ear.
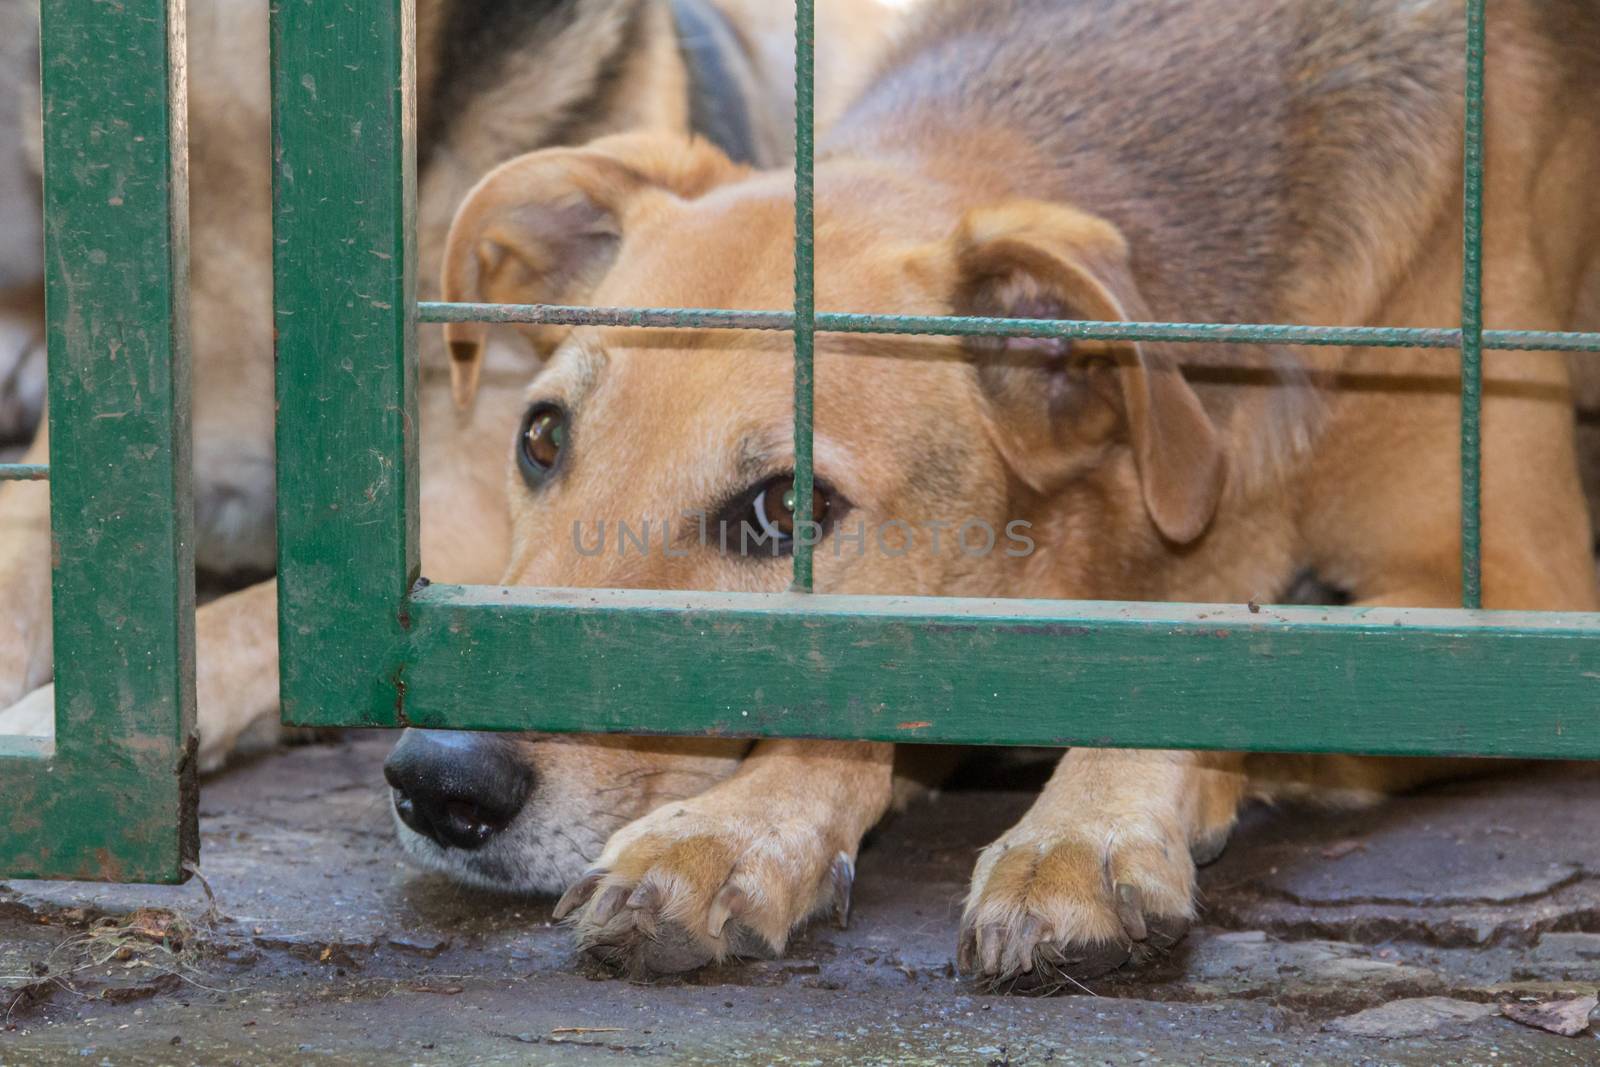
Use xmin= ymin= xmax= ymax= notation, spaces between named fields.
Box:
xmin=441 ymin=133 xmax=747 ymax=408
xmin=951 ymin=201 xmax=1225 ymax=544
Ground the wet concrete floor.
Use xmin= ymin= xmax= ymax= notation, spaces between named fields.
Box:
xmin=2 ymin=737 xmax=1598 ymax=1064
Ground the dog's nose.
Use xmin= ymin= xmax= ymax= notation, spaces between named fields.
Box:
xmin=383 ymin=730 xmax=533 ymax=851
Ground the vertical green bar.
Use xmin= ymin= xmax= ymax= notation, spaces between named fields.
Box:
xmin=271 ymin=0 xmax=418 ymax=726
xmin=1458 ymin=0 xmax=1485 ymax=609
xmin=0 ymin=0 xmax=197 ymax=882
xmin=791 ymin=0 xmax=816 ymax=592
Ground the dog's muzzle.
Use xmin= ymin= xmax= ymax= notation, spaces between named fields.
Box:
xmin=383 ymin=730 xmax=533 ymax=851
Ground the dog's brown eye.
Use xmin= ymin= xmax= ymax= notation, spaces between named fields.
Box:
xmin=751 ymin=475 xmax=831 ymax=543
xmin=517 ymin=403 xmax=566 ymax=481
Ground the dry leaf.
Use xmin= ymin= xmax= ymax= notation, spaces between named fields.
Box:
xmin=1501 ymin=994 xmax=1597 ymax=1037
xmin=125 ymin=909 xmax=178 ymax=943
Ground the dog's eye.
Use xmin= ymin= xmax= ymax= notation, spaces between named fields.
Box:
xmin=517 ymin=403 xmax=567 ymax=482
xmin=743 ymin=475 xmax=833 ymax=552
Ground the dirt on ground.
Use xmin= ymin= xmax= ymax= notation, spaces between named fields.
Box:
xmin=2 ymin=737 xmax=1598 ymax=1065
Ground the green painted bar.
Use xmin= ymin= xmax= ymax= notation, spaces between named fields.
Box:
xmin=0 ymin=0 xmax=196 ymax=882
xmin=271 ymin=0 xmax=418 ymax=727
xmin=416 ymin=302 xmax=1600 ymax=354
xmin=0 ymin=464 xmax=48 ymax=481
xmin=1487 ymin=330 xmax=1600 ymax=354
xmin=423 ymin=302 xmax=794 ymax=331
xmin=1458 ymin=0 xmax=1485 ymax=609
xmin=392 ymin=586 xmax=1600 ymax=760
xmin=790 ymin=0 xmax=817 ymax=593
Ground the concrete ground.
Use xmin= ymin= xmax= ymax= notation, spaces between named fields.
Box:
xmin=1 ymin=738 xmax=1598 ymax=1066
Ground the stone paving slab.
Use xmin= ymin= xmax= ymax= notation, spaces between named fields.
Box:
xmin=2 ymin=738 xmax=1597 ymax=1064
xmin=1201 ymin=768 xmax=1600 ymax=954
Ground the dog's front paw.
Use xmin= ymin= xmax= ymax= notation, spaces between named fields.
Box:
xmin=958 ymin=815 xmax=1194 ymax=992
xmin=552 ymin=800 xmax=854 ymax=978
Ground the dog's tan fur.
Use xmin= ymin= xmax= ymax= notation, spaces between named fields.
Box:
xmin=425 ymin=0 xmax=1600 ymax=984
xmin=0 ymin=0 xmax=899 ymax=764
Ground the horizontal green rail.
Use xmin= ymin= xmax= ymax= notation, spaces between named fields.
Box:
xmin=0 ymin=464 xmax=48 ymax=481
xmin=308 ymin=584 xmax=1600 ymax=760
xmin=418 ymin=302 xmax=1600 ymax=353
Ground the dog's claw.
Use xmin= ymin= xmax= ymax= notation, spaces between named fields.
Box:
xmin=1004 ymin=916 xmax=1043 ymax=975
xmin=828 ymin=852 xmax=854 ymax=930
xmin=552 ymin=867 xmax=606 ymax=921
xmin=707 ymin=884 xmax=746 ymax=939
xmin=956 ymin=923 xmax=977 ymax=972
xmin=589 ymin=884 xmax=631 ymax=927
xmin=624 ymin=882 xmax=663 ymax=936
xmin=978 ymin=923 xmax=1003 ymax=975
xmin=625 ymin=882 xmax=660 ymax=912
xmin=1115 ymin=883 xmax=1148 ymax=942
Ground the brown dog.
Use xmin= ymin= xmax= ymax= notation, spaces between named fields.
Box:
xmin=405 ymin=0 xmax=1600 ymax=985
xmin=0 ymin=0 xmax=900 ymax=762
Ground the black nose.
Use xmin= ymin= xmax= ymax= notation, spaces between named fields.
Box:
xmin=383 ymin=730 xmax=534 ymax=851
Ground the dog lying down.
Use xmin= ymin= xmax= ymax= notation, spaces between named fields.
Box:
xmin=391 ymin=0 xmax=1600 ymax=988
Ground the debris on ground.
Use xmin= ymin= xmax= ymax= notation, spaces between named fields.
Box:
xmin=2 ymin=906 xmax=220 ymax=1024
xmin=1320 ymin=839 xmax=1367 ymax=860
xmin=1500 ymin=993 xmax=1598 ymax=1037
xmin=550 ymin=1026 xmax=625 ymax=1035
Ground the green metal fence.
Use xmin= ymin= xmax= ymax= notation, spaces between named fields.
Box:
xmin=3 ymin=0 xmax=1598 ymax=883
xmin=272 ymin=0 xmax=1600 ymax=754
